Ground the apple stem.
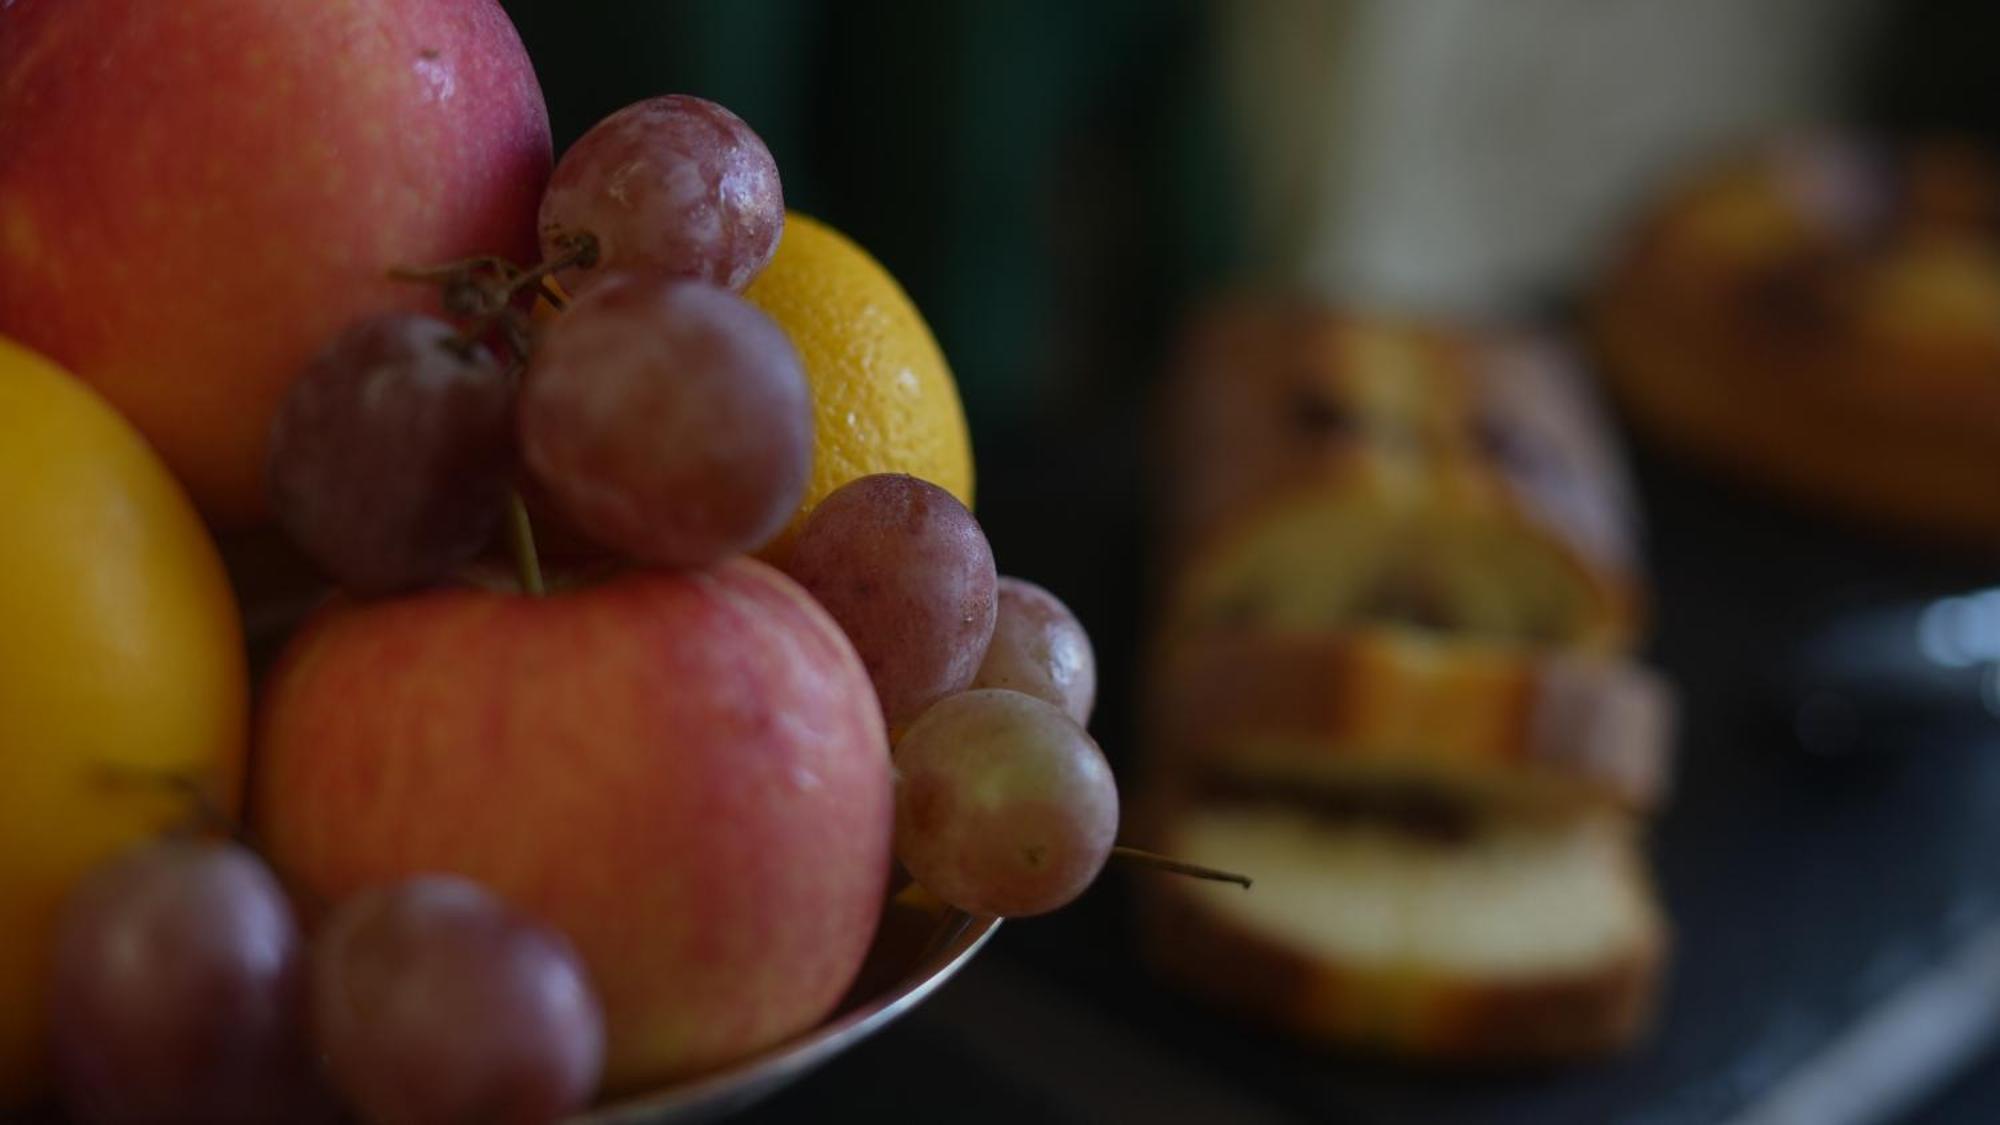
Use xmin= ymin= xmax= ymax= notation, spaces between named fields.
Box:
xmin=508 ymin=491 xmax=546 ymax=597
xmin=1111 ymin=845 xmax=1252 ymax=890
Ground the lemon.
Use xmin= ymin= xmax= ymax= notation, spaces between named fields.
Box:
xmin=746 ymin=214 xmax=974 ymax=550
xmin=0 ymin=336 xmax=248 ymax=1103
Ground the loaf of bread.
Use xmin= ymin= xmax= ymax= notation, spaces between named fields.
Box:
xmin=1593 ymin=133 xmax=2000 ymax=542
xmin=1141 ymin=299 xmax=1672 ymax=1062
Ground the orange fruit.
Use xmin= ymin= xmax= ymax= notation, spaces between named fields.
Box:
xmin=0 ymin=336 xmax=248 ymax=1103
xmin=745 ymin=214 xmax=974 ymax=551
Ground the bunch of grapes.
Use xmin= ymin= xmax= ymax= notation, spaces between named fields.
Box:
xmin=268 ymin=93 xmax=804 ymax=592
xmin=778 ymin=473 xmax=1134 ymax=917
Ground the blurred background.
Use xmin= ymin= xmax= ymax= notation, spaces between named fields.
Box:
xmin=501 ymin=2 xmax=2000 ymax=1122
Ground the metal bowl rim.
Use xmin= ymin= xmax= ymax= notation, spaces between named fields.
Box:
xmin=573 ymin=910 xmax=1000 ymax=1123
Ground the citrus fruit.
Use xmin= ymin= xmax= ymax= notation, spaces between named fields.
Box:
xmin=0 ymin=336 xmax=248 ymax=1103
xmin=744 ymin=213 xmax=974 ymax=550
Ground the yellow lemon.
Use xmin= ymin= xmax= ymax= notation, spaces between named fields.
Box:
xmin=0 ymin=336 xmax=248 ymax=1103
xmin=746 ymin=214 xmax=975 ymax=550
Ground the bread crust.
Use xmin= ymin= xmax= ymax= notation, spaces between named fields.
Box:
xmin=1148 ymin=628 xmax=1674 ymax=811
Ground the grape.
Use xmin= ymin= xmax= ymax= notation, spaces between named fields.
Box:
xmin=893 ymin=690 xmax=1119 ymax=917
xmin=970 ymin=577 xmax=1097 ymax=725
xmin=779 ymin=474 xmax=997 ymax=729
xmin=519 ymin=273 xmax=811 ymax=568
xmin=270 ymin=313 xmax=516 ymax=595
xmin=540 ymin=95 xmax=784 ymax=294
xmin=310 ymin=876 xmax=604 ymax=1125
xmin=49 ymin=839 xmax=325 ymax=1125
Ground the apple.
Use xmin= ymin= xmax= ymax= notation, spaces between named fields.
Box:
xmin=0 ymin=0 xmax=551 ymax=523
xmin=251 ymin=559 xmax=894 ymax=1090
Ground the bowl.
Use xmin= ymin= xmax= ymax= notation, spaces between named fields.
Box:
xmin=574 ymin=890 xmax=998 ymax=1124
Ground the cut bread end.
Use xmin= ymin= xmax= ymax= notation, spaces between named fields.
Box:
xmin=1141 ymin=803 xmax=1666 ymax=1062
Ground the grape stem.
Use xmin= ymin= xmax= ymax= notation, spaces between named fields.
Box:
xmin=388 ymin=255 xmax=524 ymax=288
xmin=1112 ymin=846 xmax=1252 ymax=889
xmin=94 ymin=765 xmax=237 ymax=840
xmin=492 ymin=235 xmax=594 ymax=307
xmin=94 ymin=764 xmax=335 ymax=914
xmin=507 ymin=492 xmax=546 ymax=597
xmin=389 ymin=234 xmax=595 ymax=355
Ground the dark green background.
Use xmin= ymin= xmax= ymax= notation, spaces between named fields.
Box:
xmin=497 ymin=0 xmax=2000 ymax=434
xmin=499 ymin=0 xmax=1243 ymax=433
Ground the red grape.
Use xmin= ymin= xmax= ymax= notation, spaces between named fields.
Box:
xmin=269 ymin=313 xmax=516 ymax=595
xmin=892 ymin=690 xmax=1119 ymax=917
xmin=779 ymin=474 xmax=998 ymax=729
xmin=49 ymin=839 xmax=326 ymax=1125
xmin=971 ymin=577 xmax=1097 ymax=725
xmin=519 ymin=273 xmax=812 ymax=568
xmin=540 ymin=95 xmax=784 ymax=293
xmin=310 ymin=876 xmax=604 ymax=1125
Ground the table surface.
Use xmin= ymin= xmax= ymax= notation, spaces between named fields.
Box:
xmin=730 ymin=415 xmax=2000 ymax=1125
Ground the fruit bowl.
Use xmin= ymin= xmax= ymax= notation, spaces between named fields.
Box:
xmin=4 ymin=6 xmax=1102 ymax=1112
xmin=574 ymin=892 xmax=997 ymax=1124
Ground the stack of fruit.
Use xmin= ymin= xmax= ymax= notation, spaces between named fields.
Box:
xmin=0 ymin=1 xmax=1203 ymax=1121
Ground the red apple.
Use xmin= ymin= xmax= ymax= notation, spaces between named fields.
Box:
xmin=0 ymin=0 xmax=551 ymax=523
xmin=251 ymin=559 xmax=893 ymax=1090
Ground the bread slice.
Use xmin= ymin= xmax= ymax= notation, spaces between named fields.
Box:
xmin=1157 ymin=302 xmax=1644 ymax=651
xmin=1149 ymin=627 xmax=1674 ymax=811
xmin=1140 ymin=803 xmax=1665 ymax=1061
